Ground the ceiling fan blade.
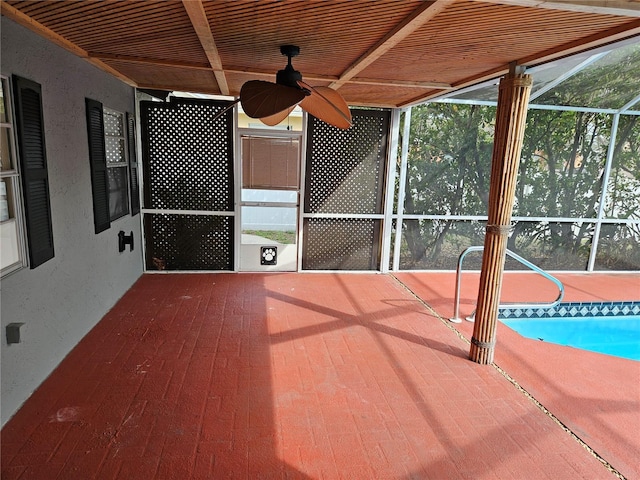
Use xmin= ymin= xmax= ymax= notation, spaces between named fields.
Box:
xmin=240 ymin=80 xmax=305 ymax=119
xmin=298 ymin=82 xmax=352 ymax=129
xmin=259 ymin=106 xmax=296 ymax=126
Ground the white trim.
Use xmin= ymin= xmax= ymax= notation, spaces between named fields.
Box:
xmin=528 ymin=52 xmax=608 ymax=102
xmin=241 ymin=201 xmax=298 ymax=208
xmin=301 ymin=213 xmax=385 ymax=220
xmin=141 ymin=208 xmax=235 ymax=216
xmin=0 ymin=75 xmax=28 ymax=278
xmin=297 ymin=112 xmax=309 ymax=272
xmin=234 ymin=106 xmax=242 ymax=272
xmin=439 ymin=98 xmax=639 ymax=115
xmin=391 ymin=214 xmax=640 ymax=224
xmin=393 ymin=108 xmax=411 ymax=271
xmin=588 ymin=113 xmax=621 ymax=271
xmin=380 ymin=108 xmax=401 ymax=273
xmin=135 ymin=90 xmax=149 ymax=270
xmin=619 ymin=92 xmax=640 ymax=113
xmin=237 ymin=126 xmax=302 ymax=139
xmin=236 ymin=126 xmax=303 ymax=272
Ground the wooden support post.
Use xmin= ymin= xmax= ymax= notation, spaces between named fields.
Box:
xmin=469 ymin=67 xmax=532 ymax=364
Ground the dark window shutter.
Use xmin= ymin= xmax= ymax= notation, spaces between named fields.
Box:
xmin=85 ymin=98 xmax=110 ymax=233
xmin=127 ymin=113 xmax=140 ymax=216
xmin=12 ymin=75 xmax=55 ymax=268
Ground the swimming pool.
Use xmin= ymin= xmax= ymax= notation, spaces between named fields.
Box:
xmin=501 ymin=315 xmax=640 ymax=361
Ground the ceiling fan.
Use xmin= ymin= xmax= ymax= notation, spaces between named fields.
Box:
xmin=239 ymin=45 xmax=352 ymax=129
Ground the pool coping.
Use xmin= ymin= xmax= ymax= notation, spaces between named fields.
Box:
xmin=499 ymin=300 xmax=640 ymax=319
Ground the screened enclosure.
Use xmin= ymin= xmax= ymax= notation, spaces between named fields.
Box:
xmin=140 ymin=39 xmax=639 ymax=273
xmin=392 ymin=39 xmax=640 ymax=272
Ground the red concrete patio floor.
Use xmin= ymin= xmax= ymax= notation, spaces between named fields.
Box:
xmin=1 ymin=272 xmax=638 ymax=479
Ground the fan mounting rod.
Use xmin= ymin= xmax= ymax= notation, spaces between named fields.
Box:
xmin=277 ymin=45 xmax=303 ymax=89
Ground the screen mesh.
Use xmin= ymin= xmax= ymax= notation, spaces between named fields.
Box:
xmin=144 ymin=213 xmax=233 ymax=271
xmin=302 ymin=110 xmax=390 ymax=270
xmin=304 ymin=110 xmax=389 ymax=214
xmin=141 ymin=98 xmax=234 ymax=270
xmin=142 ymin=98 xmax=234 ymax=211
xmin=303 ymin=217 xmax=380 ymax=270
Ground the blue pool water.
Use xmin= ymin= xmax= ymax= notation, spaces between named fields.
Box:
xmin=501 ymin=315 xmax=640 ymax=361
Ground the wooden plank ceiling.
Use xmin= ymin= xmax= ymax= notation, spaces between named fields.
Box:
xmin=2 ymin=0 xmax=639 ymax=108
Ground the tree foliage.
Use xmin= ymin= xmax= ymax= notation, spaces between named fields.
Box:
xmin=399 ymin=61 xmax=640 ymax=270
xmin=536 ymin=42 xmax=640 ymax=110
xmin=401 ymin=103 xmax=495 ymax=266
xmin=511 ymin=109 xmax=611 ymax=266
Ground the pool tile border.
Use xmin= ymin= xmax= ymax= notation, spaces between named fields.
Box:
xmin=499 ymin=301 xmax=640 ymax=319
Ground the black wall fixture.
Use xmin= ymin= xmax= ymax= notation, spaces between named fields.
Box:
xmin=118 ymin=231 xmax=134 ymax=252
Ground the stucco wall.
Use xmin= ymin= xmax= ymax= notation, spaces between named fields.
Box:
xmin=1 ymin=18 xmax=143 ymax=425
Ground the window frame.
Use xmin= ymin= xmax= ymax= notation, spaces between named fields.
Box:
xmin=0 ymin=75 xmax=28 ymax=277
xmin=103 ymin=107 xmax=130 ymax=222
xmin=86 ymin=98 xmax=139 ymax=234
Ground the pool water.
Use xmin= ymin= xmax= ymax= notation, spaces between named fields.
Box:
xmin=501 ymin=315 xmax=640 ymax=361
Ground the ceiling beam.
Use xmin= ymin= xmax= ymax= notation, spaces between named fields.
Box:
xmin=86 ymin=57 xmax=451 ymax=90
xmin=330 ymin=0 xmax=455 ymax=90
xmin=223 ymin=68 xmax=454 ymax=89
xmin=350 ymin=78 xmax=453 ymax=89
xmin=472 ymin=0 xmax=640 ymax=17
xmin=0 ymin=2 xmax=136 ymax=87
xmin=181 ymin=0 xmax=229 ymax=95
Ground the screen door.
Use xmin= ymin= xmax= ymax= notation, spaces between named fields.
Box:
xmin=239 ymin=133 xmax=301 ymax=271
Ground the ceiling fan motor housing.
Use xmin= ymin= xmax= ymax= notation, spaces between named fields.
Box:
xmin=276 ymin=66 xmax=302 ymax=88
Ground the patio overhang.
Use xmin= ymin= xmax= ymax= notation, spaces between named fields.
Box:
xmin=2 ymin=0 xmax=639 ymax=107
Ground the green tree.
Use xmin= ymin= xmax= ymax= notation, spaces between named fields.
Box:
xmin=512 ymin=109 xmax=612 ymax=267
xmin=596 ymin=114 xmax=640 ymax=270
xmin=537 ymin=42 xmax=640 ymax=110
xmin=401 ymin=103 xmax=495 ymax=267
xmin=399 ymin=75 xmax=639 ymax=269
xmin=605 ymin=114 xmax=640 ymax=220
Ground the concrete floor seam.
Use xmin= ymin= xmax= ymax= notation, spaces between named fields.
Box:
xmin=391 ymin=274 xmax=628 ymax=480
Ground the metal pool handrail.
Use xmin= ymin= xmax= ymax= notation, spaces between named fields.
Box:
xmin=450 ymin=246 xmax=565 ymax=323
